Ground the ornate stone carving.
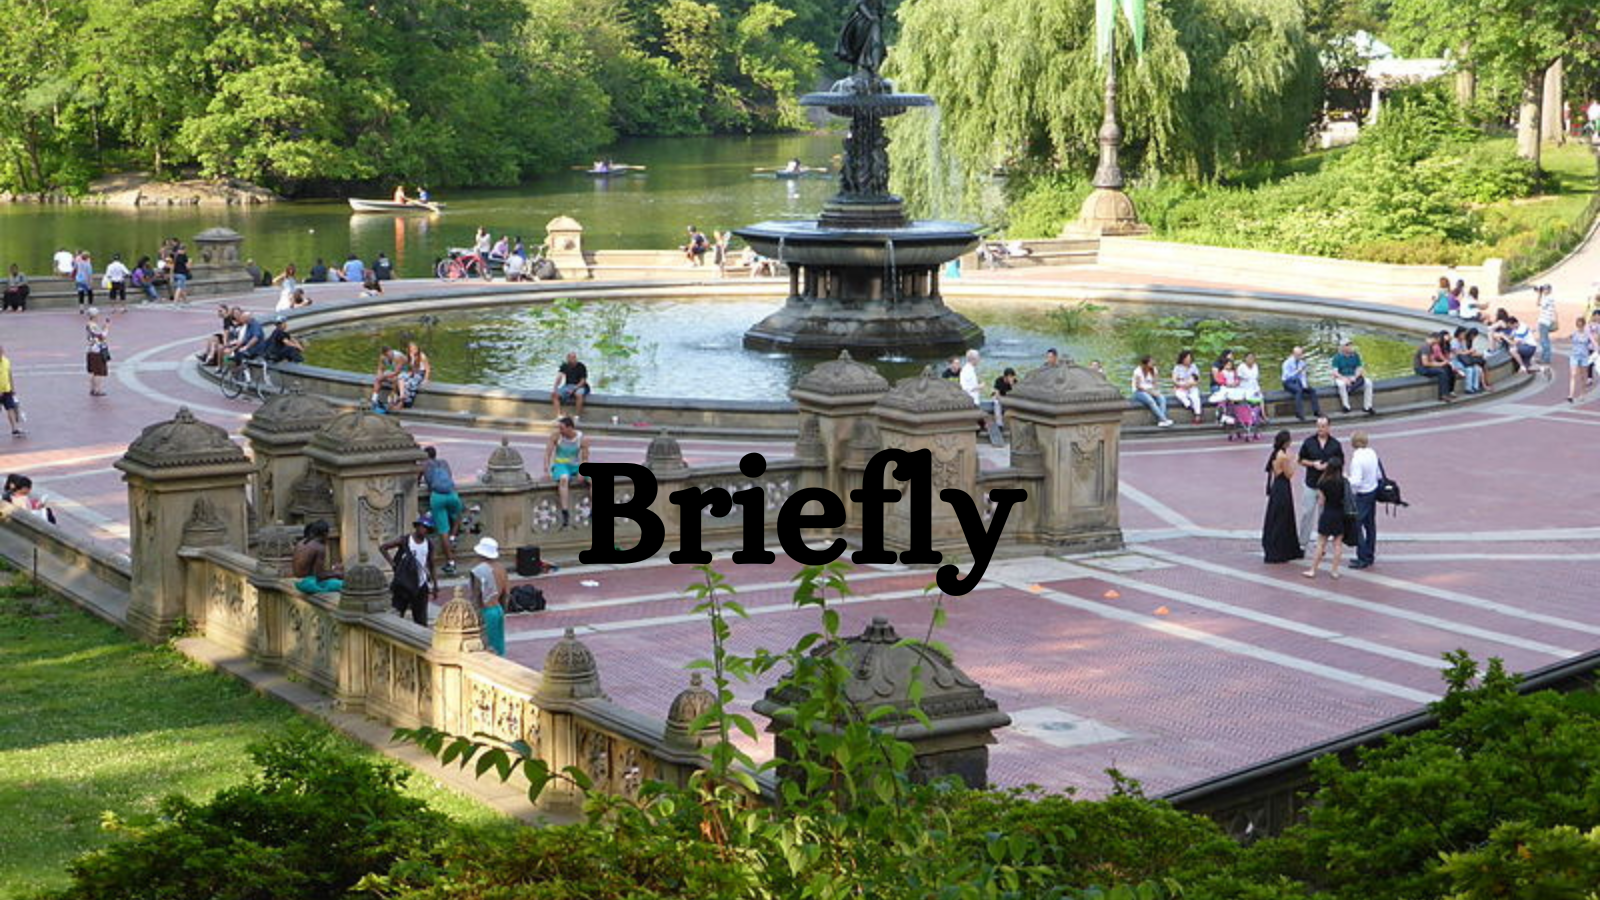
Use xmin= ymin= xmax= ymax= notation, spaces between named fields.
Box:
xmin=664 ymin=672 xmax=719 ymax=750
xmin=620 ymin=745 xmax=643 ymax=799
xmin=791 ymin=350 xmax=890 ymax=398
xmin=538 ymin=627 xmax=605 ymax=701
xmin=1071 ymin=427 xmax=1107 ymax=507
xmin=1008 ymin=420 xmax=1044 ymax=475
xmin=481 ymin=437 xmax=533 ymax=487
xmin=929 ymin=434 xmax=966 ymax=493
xmin=182 ymin=496 xmax=229 ymax=547
xmin=644 ymin=430 xmax=690 ymax=479
xmin=120 ymin=407 xmax=249 ymax=471
xmin=495 ymin=693 xmax=522 ymax=742
xmin=287 ymin=469 xmax=337 ymax=522
xmin=471 ymin=681 xmax=494 ymax=736
xmin=845 ymin=418 xmax=882 ymax=463
xmin=432 ymin=586 xmax=485 ymax=653
xmin=578 ymin=727 xmax=611 ymax=787
xmin=371 ymin=643 xmax=391 ymax=690
xmin=253 ymin=525 xmax=299 ymax=579
xmin=308 ymin=409 xmax=420 ymax=459
xmin=794 ymin=414 xmax=827 ymax=465
xmin=245 ymin=384 xmax=336 ymax=438
xmin=340 ymin=553 xmax=390 ymax=612
xmin=876 ymin=367 xmax=981 ymax=415
xmin=1008 ymin=362 xmax=1123 ymax=406
xmin=357 ymin=477 xmax=403 ymax=546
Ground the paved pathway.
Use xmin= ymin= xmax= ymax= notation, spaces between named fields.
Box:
xmin=2 ymin=258 xmax=1597 ymax=797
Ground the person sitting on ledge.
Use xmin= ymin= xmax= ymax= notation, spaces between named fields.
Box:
xmin=292 ymin=520 xmax=343 ymax=594
xmin=1280 ymin=346 xmax=1322 ymax=421
xmin=1131 ymin=356 xmax=1173 ymax=427
xmin=545 ymin=416 xmax=590 ymax=528
xmin=1412 ymin=333 xmax=1456 ymax=402
xmin=550 ymin=351 xmax=589 ymax=420
xmin=1329 ymin=340 xmax=1376 ymax=414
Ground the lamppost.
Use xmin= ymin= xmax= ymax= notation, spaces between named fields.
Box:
xmin=1064 ymin=1 xmax=1151 ymax=237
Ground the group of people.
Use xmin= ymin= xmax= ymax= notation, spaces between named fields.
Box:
xmin=370 ymin=342 xmax=432 ymax=412
xmin=469 ymin=228 xmax=551 ymax=281
xmin=197 ymin=304 xmax=306 ymax=372
xmin=44 ymin=240 xmax=195 ymax=314
xmin=1262 ymin=419 xmax=1384 ymax=579
xmin=0 ymin=473 xmax=54 ymax=524
xmin=682 ymin=226 xmax=733 ymax=272
xmin=1123 ymin=344 xmax=1380 ymax=429
xmin=940 ymin=347 xmax=1074 ymax=439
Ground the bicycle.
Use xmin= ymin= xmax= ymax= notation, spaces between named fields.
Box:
xmin=436 ymin=248 xmax=493 ymax=281
xmin=218 ymin=355 xmax=282 ymax=401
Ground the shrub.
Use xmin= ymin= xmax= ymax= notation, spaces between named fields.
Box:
xmin=46 ymin=730 xmax=448 ymax=900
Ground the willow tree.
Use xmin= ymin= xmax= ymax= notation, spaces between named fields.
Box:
xmin=885 ymin=0 xmax=1321 ymax=217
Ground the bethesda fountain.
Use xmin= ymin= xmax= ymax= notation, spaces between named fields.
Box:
xmin=737 ymin=0 xmax=983 ymax=355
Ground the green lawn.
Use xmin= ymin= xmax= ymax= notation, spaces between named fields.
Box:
xmin=0 ymin=571 xmax=503 ymax=899
xmin=1476 ymin=139 xmax=1600 ymax=280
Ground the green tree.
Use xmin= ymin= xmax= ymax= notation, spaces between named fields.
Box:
xmin=0 ymin=0 xmax=91 ymax=191
xmin=886 ymin=0 xmax=1321 ymax=217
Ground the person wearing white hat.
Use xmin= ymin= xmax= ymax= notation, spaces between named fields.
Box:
xmin=470 ymin=536 xmax=509 ymax=655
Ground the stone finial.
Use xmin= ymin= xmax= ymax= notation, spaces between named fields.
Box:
xmin=286 ymin=469 xmax=337 ymax=522
xmin=252 ymin=525 xmax=300 ymax=579
xmin=181 ymin=496 xmax=229 ymax=548
xmin=791 ymin=349 xmax=890 ymax=399
xmin=1008 ymin=420 xmax=1044 ymax=475
xmin=431 ymin=585 xmax=485 ymax=651
xmin=644 ymin=430 xmax=690 ymax=479
xmin=875 ymin=367 xmax=981 ymax=415
xmin=308 ymin=408 xmax=422 ymax=461
xmin=340 ymin=550 xmax=391 ymax=614
xmin=244 ymin=384 xmax=336 ymax=439
xmin=1008 ymin=362 xmax=1123 ymax=406
xmin=118 ymin=407 xmax=249 ymax=472
xmin=538 ymin=627 xmax=605 ymax=702
xmin=663 ymin=672 xmax=719 ymax=750
xmin=753 ymin=614 xmax=1010 ymax=738
xmin=481 ymin=436 xmax=533 ymax=487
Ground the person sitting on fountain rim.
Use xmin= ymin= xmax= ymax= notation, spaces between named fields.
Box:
xmin=940 ymin=355 xmax=962 ymax=379
xmin=551 ymin=351 xmax=590 ymax=420
xmin=545 ymin=416 xmax=590 ymax=528
xmin=1280 ymin=346 xmax=1322 ymax=421
xmin=292 ymin=520 xmax=343 ymax=594
xmin=1329 ymin=341 xmax=1375 ymax=415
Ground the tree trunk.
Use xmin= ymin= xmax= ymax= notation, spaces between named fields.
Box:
xmin=1455 ymin=44 xmax=1475 ymax=105
xmin=1541 ymin=58 xmax=1565 ymax=146
xmin=1517 ymin=70 xmax=1543 ymax=169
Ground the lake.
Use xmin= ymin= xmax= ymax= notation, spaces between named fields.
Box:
xmin=0 ymin=134 xmax=845 ymax=279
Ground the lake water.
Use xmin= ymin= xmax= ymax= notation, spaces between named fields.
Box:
xmin=303 ymin=297 xmax=1420 ymax=402
xmin=0 ymin=134 xmax=844 ymax=278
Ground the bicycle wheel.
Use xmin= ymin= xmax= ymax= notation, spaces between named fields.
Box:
xmin=436 ymin=259 xmax=457 ymax=280
xmin=219 ymin=368 xmax=243 ymax=400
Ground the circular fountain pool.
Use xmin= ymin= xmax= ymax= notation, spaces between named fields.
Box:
xmin=302 ymin=295 xmax=1421 ymax=403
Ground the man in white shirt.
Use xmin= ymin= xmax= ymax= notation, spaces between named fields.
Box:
xmin=53 ymin=248 xmax=74 ymax=277
xmin=1346 ymin=431 xmax=1380 ymax=569
xmin=958 ymin=349 xmax=983 ymax=406
xmin=104 ymin=255 xmax=131 ymax=311
xmin=1280 ymin=346 xmax=1322 ymax=421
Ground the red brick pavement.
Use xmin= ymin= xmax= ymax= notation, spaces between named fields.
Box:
xmin=3 ymin=272 xmax=1598 ymax=796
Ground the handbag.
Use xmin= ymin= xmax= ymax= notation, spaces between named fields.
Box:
xmin=1341 ymin=484 xmax=1358 ymax=520
xmin=1375 ymin=460 xmax=1407 ymax=510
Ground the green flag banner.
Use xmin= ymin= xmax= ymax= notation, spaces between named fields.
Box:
xmin=1095 ymin=0 xmax=1146 ymax=62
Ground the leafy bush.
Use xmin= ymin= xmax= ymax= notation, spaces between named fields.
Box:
xmin=46 ymin=730 xmax=448 ymax=900
xmin=1046 ymin=301 xmax=1108 ymax=335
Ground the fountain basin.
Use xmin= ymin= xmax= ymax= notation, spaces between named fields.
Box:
xmin=738 ymin=219 xmax=980 ymax=268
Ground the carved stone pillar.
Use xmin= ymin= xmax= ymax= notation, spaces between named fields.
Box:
xmin=544 ymin=216 xmax=590 ymax=280
xmin=869 ymin=369 xmax=980 ymax=555
xmin=788 ymin=351 xmax=889 ymax=499
xmin=644 ymin=430 xmax=691 ymax=544
xmin=470 ymin=437 xmax=536 ymax=562
xmin=303 ymin=409 xmax=426 ymax=563
xmin=249 ymin=525 xmax=300 ymax=665
xmin=1002 ymin=364 xmax=1125 ymax=549
xmin=430 ymin=586 xmax=485 ymax=734
xmin=243 ymin=386 xmax=337 ymax=531
xmin=116 ymin=408 xmax=255 ymax=642
xmin=537 ymin=628 xmax=606 ymax=814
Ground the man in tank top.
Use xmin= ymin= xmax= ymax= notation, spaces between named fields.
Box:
xmin=380 ymin=513 xmax=440 ymax=626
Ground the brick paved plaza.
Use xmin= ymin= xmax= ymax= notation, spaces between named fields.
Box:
xmin=4 ymin=267 xmax=1597 ymax=797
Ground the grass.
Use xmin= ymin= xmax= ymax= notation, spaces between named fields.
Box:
xmin=0 ymin=571 xmax=504 ymax=899
xmin=1476 ymin=140 xmax=1600 ymax=281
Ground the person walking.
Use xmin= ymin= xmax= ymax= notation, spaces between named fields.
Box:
xmin=85 ymin=309 xmax=110 ymax=396
xmin=1346 ymin=431 xmax=1380 ymax=570
xmin=72 ymin=252 xmax=94 ymax=313
xmin=1296 ymin=417 xmax=1342 ymax=554
xmin=1536 ymin=284 xmax=1557 ymax=365
xmin=380 ymin=514 xmax=440 ymax=626
xmin=420 ymin=446 xmax=462 ymax=576
xmin=0 ymin=345 xmax=22 ymax=436
xmin=545 ymin=416 xmax=589 ymax=528
xmin=1303 ymin=458 xmax=1353 ymax=580
xmin=1570 ymin=316 xmax=1594 ymax=403
xmin=171 ymin=243 xmax=191 ymax=303
xmin=469 ymin=536 xmax=509 ymax=656
xmin=1280 ymin=346 xmax=1322 ymax=421
xmin=1261 ymin=430 xmax=1302 ymax=563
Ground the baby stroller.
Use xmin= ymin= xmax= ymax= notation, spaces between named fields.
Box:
xmin=1215 ymin=392 xmax=1262 ymax=442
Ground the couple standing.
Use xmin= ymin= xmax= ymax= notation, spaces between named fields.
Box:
xmin=1262 ymin=418 xmax=1381 ymax=577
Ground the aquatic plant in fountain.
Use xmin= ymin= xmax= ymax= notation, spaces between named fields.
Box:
xmin=736 ymin=0 xmax=983 ymax=355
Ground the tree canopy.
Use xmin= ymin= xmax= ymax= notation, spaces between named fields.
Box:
xmin=886 ymin=0 xmax=1323 ymax=215
xmin=0 ymin=0 xmax=821 ymax=194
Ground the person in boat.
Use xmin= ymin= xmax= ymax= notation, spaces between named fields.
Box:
xmin=392 ymin=185 xmax=409 ymax=204
xmin=417 ymin=187 xmax=431 ymax=203
xmin=592 ymin=159 xmax=612 ymax=174
xmin=784 ymin=158 xmax=803 ymax=174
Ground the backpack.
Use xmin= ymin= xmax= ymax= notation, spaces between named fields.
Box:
xmin=507 ymin=584 xmax=546 ymax=614
xmin=389 ymin=545 xmax=423 ymax=611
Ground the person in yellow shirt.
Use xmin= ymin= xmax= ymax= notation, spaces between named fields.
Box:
xmin=0 ymin=345 xmax=20 ymax=436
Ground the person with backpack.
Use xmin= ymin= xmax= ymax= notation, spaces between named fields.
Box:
xmin=469 ymin=536 xmax=508 ymax=655
xmin=381 ymin=514 xmax=440 ymax=626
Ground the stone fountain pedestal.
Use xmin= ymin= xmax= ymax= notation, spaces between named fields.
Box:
xmin=737 ymin=80 xmax=983 ymax=356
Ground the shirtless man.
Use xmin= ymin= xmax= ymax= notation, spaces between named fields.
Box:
xmin=371 ymin=345 xmax=407 ymax=411
xmin=292 ymin=520 xmax=343 ymax=594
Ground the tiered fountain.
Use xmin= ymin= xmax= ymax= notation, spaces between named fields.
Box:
xmin=737 ymin=0 xmax=983 ymax=355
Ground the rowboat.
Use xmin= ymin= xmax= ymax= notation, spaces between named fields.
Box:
xmin=753 ymin=166 xmax=832 ymax=180
xmin=575 ymin=164 xmax=646 ymax=176
xmin=348 ymin=198 xmax=443 ymax=213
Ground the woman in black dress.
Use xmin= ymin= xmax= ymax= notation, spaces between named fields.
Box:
xmin=1304 ymin=458 xmax=1352 ymax=579
xmin=1262 ymin=430 xmax=1303 ymax=563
